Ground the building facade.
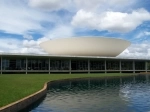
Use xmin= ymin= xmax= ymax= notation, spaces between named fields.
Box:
xmin=0 ymin=54 xmax=150 ymax=74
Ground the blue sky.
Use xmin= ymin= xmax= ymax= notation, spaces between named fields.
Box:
xmin=0 ymin=0 xmax=150 ymax=58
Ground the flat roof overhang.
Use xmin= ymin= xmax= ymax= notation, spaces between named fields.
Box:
xmin=0 ymin=53 xmax=149 ymax=61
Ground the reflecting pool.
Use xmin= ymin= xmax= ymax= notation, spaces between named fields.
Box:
xmin=28 ymin=75 xmax=150 ymax=112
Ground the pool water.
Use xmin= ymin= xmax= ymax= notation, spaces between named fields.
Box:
xmin=29 ymin=75 xmax=150 ymax=112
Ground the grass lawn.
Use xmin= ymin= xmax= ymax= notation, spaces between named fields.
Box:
xmin=0 ymin=73 xmax=134 ymax=107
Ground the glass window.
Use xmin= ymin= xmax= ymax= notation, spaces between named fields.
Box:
xmin=71 ymin=60 xmax=88 ymax=70
xmin=147 ymin=61 xmax=150 ymax=70
xmin=90 ymin=60 xmax=105 ymax=70
xmin=106 ymin=61 xmax=119 ymax=70
xmin=50 ymin=60 xmax=69 ymax=70
xmin=28 ymin=58 xmax=49 ymax=70
xmin=2 ymin=58 xmax=26 ymax=70
xmin=121 ymin=61 xmax=133 ymax=70
xmin=135 ymin=61 xmax=145 ymax=70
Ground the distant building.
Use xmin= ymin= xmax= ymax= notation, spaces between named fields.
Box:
xmin=0 ymin=37 xmax=150 ymax=74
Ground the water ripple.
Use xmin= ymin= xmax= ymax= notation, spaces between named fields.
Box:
xmin=30 ymin=76 xmax=150 ymax=112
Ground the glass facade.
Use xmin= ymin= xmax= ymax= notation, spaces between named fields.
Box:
xmin=28 ymin=58 xmax=49 ymax=70
xmin=147 ymin=62 xmax=150 ymax=70
xmin=0 ymin=56 xmax=149 ymax=73
xmin=135 ymin=61 xmax=145 ymax=70
xmin=90 ymin=60 xmax=105 ymax=70
xmin=2 ymin=58 xmax=26 ymax=70
xmin=50 ymin=60 xmax=69 ymax=70
xmin=121 ymin=61 xmax=133 ymax=70
xmin=71 ymin=60 xmax=88 ymax=70
xmin=106 ymin=61 xmax=119 ymax=70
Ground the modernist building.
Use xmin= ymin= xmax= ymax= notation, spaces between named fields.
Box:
xmin=0 ymin=37 xmax=150 ymax=74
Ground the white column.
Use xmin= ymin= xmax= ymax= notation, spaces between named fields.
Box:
xmin=49 ymin=58 xmax=50 ymax=74
xmin=26 ymin=57 xmax=28 ymax=74
xmin=1 ymin=56 xmax=2 ymax=74
xmin=105 ymin=60 xmax=106 ymax=73
xmin=88 ymin=59 xmax=90 ymax=74
xmin=120 ymin=60 xmax=122 ymax=73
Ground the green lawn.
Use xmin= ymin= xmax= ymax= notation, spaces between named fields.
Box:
xmin=0 ymin=73 xmax=134 ymax=107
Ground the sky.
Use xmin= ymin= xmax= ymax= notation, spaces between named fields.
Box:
xmin=0 ymin=0 xmax=150 ymax=58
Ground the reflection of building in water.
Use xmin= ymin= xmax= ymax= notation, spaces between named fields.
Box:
xmin=44 ymin=77 xmax=136 ymax=112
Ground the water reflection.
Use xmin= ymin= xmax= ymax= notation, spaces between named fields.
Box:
xmin=30 ymin=75 xmax=150 ymax=112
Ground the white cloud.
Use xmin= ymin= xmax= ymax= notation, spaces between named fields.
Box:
xmin=71 ymin=8 xmax=150 ymax=33
xmin=23 ymin=40 xmax=37 ymax=48
xmin=36 ymin=25 xmax=74 ymax=53
xmin=28 ymin=0 xmax=135 ymax=12
xmin=144 ymin=31 xmax=150 ymax=36
xmin=0 ymin=38 xmax=21 ymax=51
xmin=37 ymin=37 xmax=50 ymax=44
xmin=22 ymin=39 xmax=47 ymax=54
xmin=135 ymin=32 xmax=145 ymax=39
xmin=0 ymin=0 xmax=53 ymax=35
xmin=44 ymin=25 xmax=74 ymax=39
xmin=131 ymin=31 xmax=150 ymax=39
xmin=23 ymin=34 xmax=33 ymax=40
xmin=74 ymin=0 xmax=136 ymax=11
xmin=0 ymin=37 xmax=45 ymax=54
xmin=28 ymin=0 xmax=71 ymax=11
xmin=28 ymin=0 xmax=136 ymax=14
xmin=118 ymin=42 xmax=150 ymax=59
xmin=0 ymin=24 xmax=74 ymax=54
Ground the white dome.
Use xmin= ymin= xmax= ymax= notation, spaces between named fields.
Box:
xmin=39 ymin=37 xmax=131 ymax=57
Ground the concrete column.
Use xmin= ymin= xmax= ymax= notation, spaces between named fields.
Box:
xmin=1 ymin=56 xmax=2 ymax=74
xmin=120 ymin=60 xmax=122 ymax=73
xmin=49 ymin=58 xmax=50 ymax=74
xmin=133 ymin=61 xmax=135 ymax=73
xmin=26 ymin=57 xmax=28 ymax=74
xmin=105 ymin=60 xmax=107 ymax=73
xmin=88 ymin=59 xmax=90 ymax=74
xmin=145 ymin=61 xmax=147 ymax=73
xmin=69 ymin=59 xmax=71 ymax=74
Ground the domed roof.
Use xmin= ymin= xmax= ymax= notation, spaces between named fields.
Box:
xmin=39 ymin=37 xmax=130 ymax=57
